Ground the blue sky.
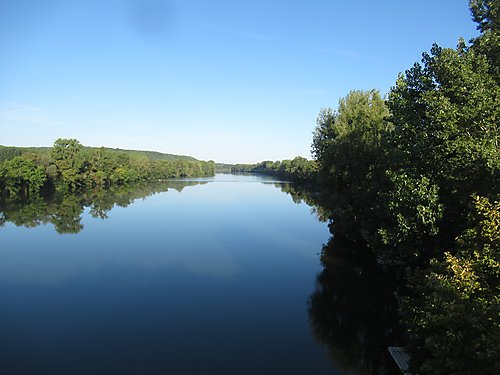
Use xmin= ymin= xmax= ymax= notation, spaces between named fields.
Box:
xmin=0 ymin=0 xmax=479 ymax=163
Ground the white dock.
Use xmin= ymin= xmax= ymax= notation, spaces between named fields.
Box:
xmin=388 ymin=346 xmax=412 ymax=374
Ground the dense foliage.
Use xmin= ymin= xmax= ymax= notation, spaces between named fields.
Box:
xmin=0 ymin=139 xmax=215 ymax=197
xmin=403 ymin=196 xmax=499 ymax=374
xmin=312 ymin=90 xmax=391 ymax=242
xmin=230 ymin=157 xmax=317 ymax=183
xmin=308 ymin=1 xmax=499 ymax=373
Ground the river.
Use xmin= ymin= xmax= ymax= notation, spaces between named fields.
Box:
xmin=0 ymin=174 xmax=401 ymax=374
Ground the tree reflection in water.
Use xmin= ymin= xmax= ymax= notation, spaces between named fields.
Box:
xmin=0 ymin=180 xmax=206 ymax=234
xmin=278 ymin=182 xmax=404 ymax=374
xmin=3 ymin=178 xmax=406 ymax=373
xmin=308 ymin=238 xmax=404 ymax=375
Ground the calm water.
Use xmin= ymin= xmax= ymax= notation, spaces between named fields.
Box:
xmin=0 ymin=174 xmax=400 ymax=374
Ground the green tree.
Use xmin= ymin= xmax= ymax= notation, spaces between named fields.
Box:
xmin=311 ymin=90 xmax=390 ymax=240
xmin=0 ymin=156 xmax=47 ymax=197
xmin=311 ymin=108 xmax=336 ymax=165
xmin=312 ymin=90 xmax=390 ymax=189
xmin=50 ymin=138 xmax=85 ymax=191
xmin=0 ymin=146 xmax=23 ymax=164
xmin=307 ymin=2 xmax=500 ymax=373
xmin=85 ymin=147 xmax=115 ymax=186
xmin=404 ymin=196 xmax=500 ymax=374
xmin=469 ymin=0 xmax=500 ymax=79
xmin=384 ymin=38 xmax=500 ymax=255
xmin=287 ymin=156 xmax=317 ymax=182
xmin=470 ymin=0 xmax=500 ymax=33
xmin=374 ymin=171 xmax=444 ymax=265
xmin=383 ymin=3 xmax=500 ymax=372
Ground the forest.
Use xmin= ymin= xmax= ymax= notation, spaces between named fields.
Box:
xmin=228 ymin=157 xmax=317 ymax=183
xmin=290 ymin=1 xmax=498 ymax=373
xmin=220 ymin=1 xmax=498 ymax=373
xmin=0 ymin=139 xmax=215 ymax=197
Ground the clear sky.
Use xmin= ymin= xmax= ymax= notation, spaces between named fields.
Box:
xmin=0 ymin=0 xmax=479 ymax=163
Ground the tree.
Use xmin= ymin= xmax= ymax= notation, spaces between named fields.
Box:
xmin=311 ymin=90 xmax=390 ymax=240
xmin=85 ymin=147 xmax=115 ymax=186
xmin=382 ymin=3 xmax=500 ymax=371
xmin=287 ymin=156 xmax=317 ymax=182
xmin=312 ymin=90 xmax=389 ymax=188
xmin=0 ymin=156 xmax=47 ymax=197
xmin=404 ymin=196 xmax=500 ymax=374
xmin=385 ymin=38 xmax=500 ymax=255
xmin=0 ymin=146 xmax=23 ymax=164
xmin=469 ymin=0 xmax=500 ymax=33
xmin=311 ymin=108 xmax=336 ymax=165
xmin=375 ymin=172 xmax=444 ymax=265
xmin=50 ymin=138 xmax=85 ymax=191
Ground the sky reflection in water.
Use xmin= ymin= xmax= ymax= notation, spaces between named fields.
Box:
xmin=0 ymin=174 xmax=342 ymax=374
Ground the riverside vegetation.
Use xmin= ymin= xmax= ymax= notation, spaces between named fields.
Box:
xmin=0 ymin=139 xmax=215 ymax=197
xmin=0 ymin=1 xmax=498 ymax=374
xmin=230 ymin=2 xmax=499 ymax=373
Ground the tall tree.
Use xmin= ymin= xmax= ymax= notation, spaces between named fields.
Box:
xmin=384 ymin=39 xmax=499 ymax=255
xmin=0 ymin=156 xmax=47 ymax=197
xmin=403 ymin=196 xmax=500 ymax=374
xmin=50 ymin=138 xmax=85 ymax=191
xmin=382 ymin=2 xmax=500 ymax=372
xmin=311 ymin=90 xmax=390 ymax=240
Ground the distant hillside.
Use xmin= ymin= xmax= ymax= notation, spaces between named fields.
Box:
xmin=215 ymin=163 xmax=235 ymax=172
xmin=0 ymin=144 xmax=199 ymax=163
xmin=84 ymin=146 xmax=199 ymax=162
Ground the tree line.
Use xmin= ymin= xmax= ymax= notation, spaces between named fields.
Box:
xmin=0 ymin=139 xmax=215 ymax=197
xmin=228 ymin=157 xmax=317 ymax=183
xmin=281 ymin=1 xmax=499 ymax=373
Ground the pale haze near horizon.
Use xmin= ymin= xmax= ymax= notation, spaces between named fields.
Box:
xmin=0 ymin=0 xmax=478 ymax=163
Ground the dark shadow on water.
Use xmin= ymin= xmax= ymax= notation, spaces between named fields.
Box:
xmin=277 ymin=182 xmax=405 ymax=374
xmin=308 ymin=237 xmax=404 ymax=375
xmin=275 ymin=183 xmax=331 ymax=222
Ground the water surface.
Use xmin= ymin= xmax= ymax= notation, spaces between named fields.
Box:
xmin=0 ymin=174 xmax=341 ymax=374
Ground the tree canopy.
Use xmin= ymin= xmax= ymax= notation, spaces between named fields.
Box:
xmin=308 ymin=1 xmax=500 ymax=372
xmin=0 ymin=138 xmax=215 ymax=197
